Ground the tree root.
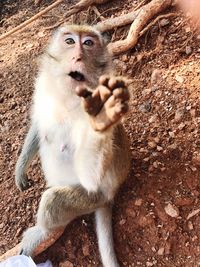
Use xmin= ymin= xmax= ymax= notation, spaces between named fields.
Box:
xmin=0 ymin=228 xmax=64 ymax=262
xmin=107 ymin=0 xmax=173 ymax=55
xmin=0 ymin=0 xmax=111 ymax=41
xmin=0 ymin=0 xmax=65 ymax=42
xmin=44 ymin=0 xmax=111 ymax=30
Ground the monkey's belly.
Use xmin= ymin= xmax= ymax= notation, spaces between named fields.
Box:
xmin=39 ymin=143 xmax=79 ymax=187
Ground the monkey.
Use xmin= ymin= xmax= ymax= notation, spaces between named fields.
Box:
xmin=15 ymin=24 xmax=131 ymax=267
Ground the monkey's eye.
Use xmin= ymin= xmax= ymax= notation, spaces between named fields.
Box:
xmin=83 ymin=39 xmax=94 ymax=46
xmin=65 ymin=38 xmax=75 ymax=45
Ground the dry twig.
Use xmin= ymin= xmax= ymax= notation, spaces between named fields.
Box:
xmin=0 ymin=228 xmax=64 ymax=262
xmin=0 ymin=0 xmax=110 ymax=41
xmin=45 ymin=0 xmax=110 ymax=30
xmin=0 ymin=0 xmax=65 ymax=42
xmin=139 ymin=12 xmax=176 ymax=37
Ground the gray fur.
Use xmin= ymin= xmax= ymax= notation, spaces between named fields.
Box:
xmin=15 ymin=124 xmax=39 ymax=191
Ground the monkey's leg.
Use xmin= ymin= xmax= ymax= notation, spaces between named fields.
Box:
xmin=15 ymin=124 xmax=39 ymax=191
xmin=20 ymin=185 xmax=106 ymax=257
xmin=76 ymin=75 xmax=130 ymax=132
xmin=96 ymin=205 xmax=120 ymax=267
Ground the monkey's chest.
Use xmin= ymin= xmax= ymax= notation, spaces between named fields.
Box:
xmin=44 ymin=128 xmax=75 ymax=159
xmin=39 ymin=125 xmax=79 ymax=186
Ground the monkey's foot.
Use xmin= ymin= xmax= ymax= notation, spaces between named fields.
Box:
xmin=76 ymin=75 xmax=130 ymax=131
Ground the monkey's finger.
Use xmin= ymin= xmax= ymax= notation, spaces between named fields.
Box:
xmin=115 ymin=102 xmax=129 ymax=115
xmin=98 ymin=85 xmax=112 ymax=102
xmin=108 ymin=77 xmax=126 ymax=90
xmin=83 ymin=90 xmax=102 ymax=116
xmin=113 ymin=88 xmax=130 ymax=101
xmin=99 ymin=75 xmax=110 ymax=87
xmin=75 ymin=86 xmax=92 ymax=98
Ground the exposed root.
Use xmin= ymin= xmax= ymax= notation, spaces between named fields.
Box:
xmin=0 ymin=228 xmax=64 ymax=262
xmin=107 ymin=0 xmax=173 ymax=55
xmin=0 ymin=0 xmax=64 ymax=42
xmin=96 ymin=10 xmax=140 ymax=32
xmin=0 ymin=0 xmax=111 ymax=41
xmin=45 ymin=0 xmax=110 ymax=30
xmin=139 ymin=12 xmax=177 ymax=37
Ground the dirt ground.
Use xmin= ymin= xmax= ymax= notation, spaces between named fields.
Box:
xmin=0 ymin=0 xmax=200 ymax=266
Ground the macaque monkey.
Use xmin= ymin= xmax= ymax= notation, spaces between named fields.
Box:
xmin=15 ymin=24 xmax=130 ymax=267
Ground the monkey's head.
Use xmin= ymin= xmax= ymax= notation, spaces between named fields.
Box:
xmin=43 ymin=24 xmax=111 ymax=89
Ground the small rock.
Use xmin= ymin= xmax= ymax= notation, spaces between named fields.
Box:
xmin=151 ymin=69 xmax=162 ymax=85
xmin=164 ymin=203 xmax=179 ymax=218
xmin=82 ymin=243 xmax=90 ymax=256
xmin=185 ymin=46 xmax=192 ymax=55
xmin=188 ymin=221 xmax=194 ymax=230
xmin=119 ymin=219 xmax=126 ymax=225
xmin=175 ymin=74 xmax=184 ymax=83
xmin=149 ymin=115 xmax=158 ymax=123
xmin=175 ymin=197 xmax=193 ymax=206
xmin=153 ymin=161 xmax=159 ymax=168
xmin=0 ymin=223 xmax=4 ymax=229
xmin=192 ymin=154 xmax=200 ymax=166
xmin=59 ymin=261 xmax=74 ymax=267
xmin=146 ymin=262 xmax=154 ymax=267
xmin=37 ymin=31 xmax=46 ymax=38
xmin=157 ymin=146 xmax=163 ymax=151
xmin=169 ymin=131 xmax=175 ymax=138
xmin=178 ymin=122 xmax=186 ymax=130
xmin=139 ymin=101 xmax=151 ymax=113
xmin=143 ymin=88 xmax=152 ymax=95
xmin=174 ymin=108 xmax=184 ymax=122
xmin=121 ymin=54 xmax=128 ymax=62
xmin=135 ymin=198 xmax=143 ymax=206
xmin=187 ymin=209 xmax=200 ymax=220
xmin=126 ymin=208 xmax=136 ymax=218
xmin=160 ymin=18 xmax=170 ymax=27
xmin=185 ymin=26 xmax=191 ymax=33
xmin=157 ymin=247 xmax=165 ymax=255
xmin=148 ymin=141 xmax=157 ymax=149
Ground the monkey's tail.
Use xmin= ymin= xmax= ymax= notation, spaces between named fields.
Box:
xmin=95 ymin=205 xmax=120 ymax=267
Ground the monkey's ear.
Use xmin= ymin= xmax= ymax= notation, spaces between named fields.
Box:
xmin=101 ymin=32 xmax=112 ymax=45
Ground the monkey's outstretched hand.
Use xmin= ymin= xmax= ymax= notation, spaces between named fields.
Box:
xmin=76 ymin=75 xmax=130 ymax=132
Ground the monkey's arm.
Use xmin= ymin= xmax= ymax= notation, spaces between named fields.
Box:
xmin=76 ymin=75 xmax=129 ymax=132
xmin=15 ymin=124 xmax=39 ymax=191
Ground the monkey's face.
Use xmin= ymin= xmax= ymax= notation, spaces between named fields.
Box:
xmin=47 ymin=25 xmax=110 ymax=89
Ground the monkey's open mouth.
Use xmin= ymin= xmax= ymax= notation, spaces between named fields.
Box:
xmin=68 ymin=71 xmax=85 ymax=82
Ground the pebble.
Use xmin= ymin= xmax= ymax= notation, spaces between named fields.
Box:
xmin=59 ymin=261 xmax=74 ymax=267
xmin=188 ymin=221 xmax=194 ymax=230
xmin=157 ymin=146 xmax=163 ymax=151
xmin=164 ymin=203 xmax=179 ymax=218
xmin=174 ymin=108 xmax=184 ymax=122
xmin=175 ymin=74 xmax=184 ymax=84
xmin=82 ymin=243 xmax=90 ymax=256
xmin=149 ymin=115 xmax=158 ymax=123
xmin=185 ymin=46 xmax=192 ymax=55
xmin=192 ymin=154 xmax=200 ymax=166
xmin=178 ymin=122 xmax=186 ymax=130
xmin=151 ymin=69 xmax=162 ymax=85
xmin=187 ymin=209 xmax=200 ymax=220
xmin=146 ymin=262 xmax=154 ymax=267
xmin=135 ymin=198 xmax=143 ymax=206
xmin=157 ymin=247 xmax=165 ymax=255
xmin=148 ymin=141 xmax=157 ymax=149
xmin=119 ymin=219 xmax=126 ymax=225
xmin=160 ymin=18 xmax=170 ymax=27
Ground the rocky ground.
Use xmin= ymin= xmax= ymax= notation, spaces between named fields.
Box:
xmin=0 ymin=0 xmax=200 ymax=266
